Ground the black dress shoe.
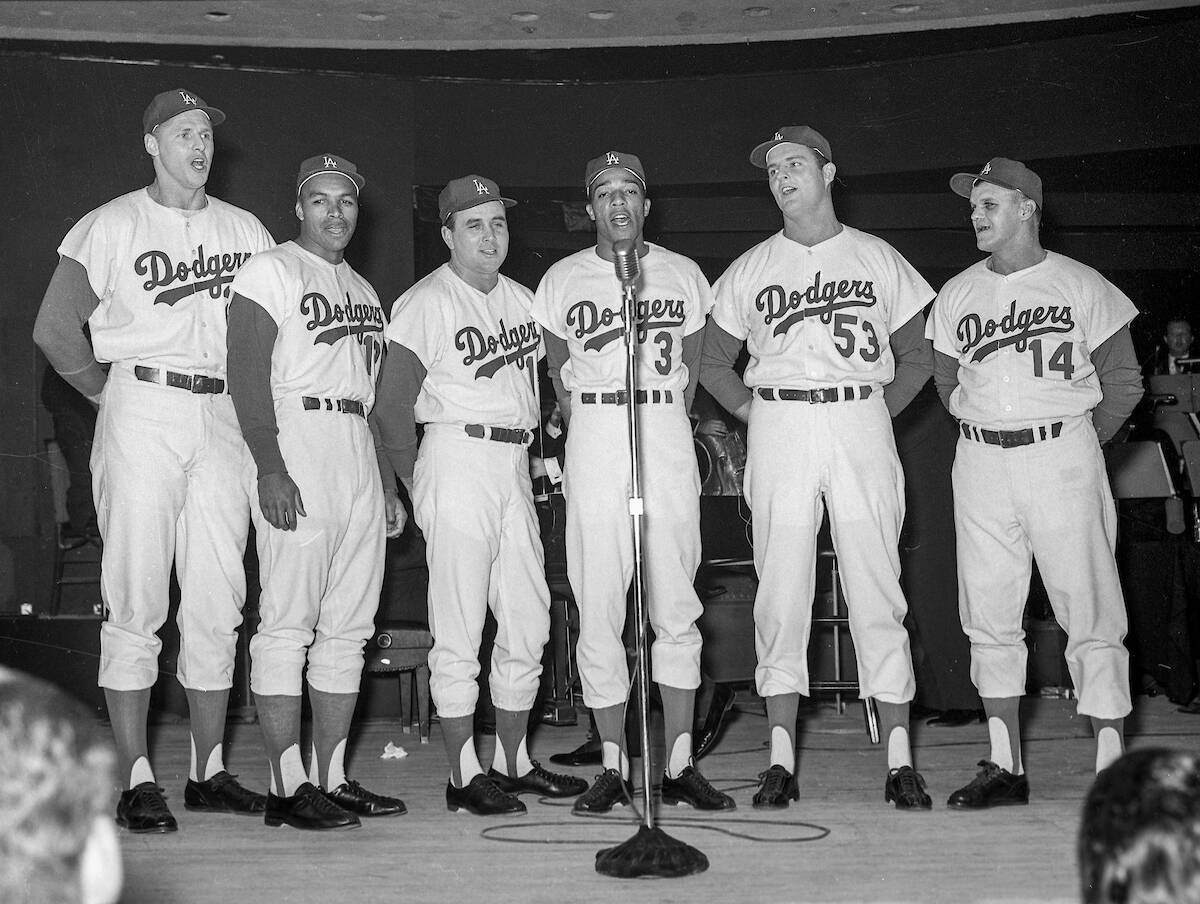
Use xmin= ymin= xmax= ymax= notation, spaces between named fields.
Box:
xmin=693 ymin=684 xmax=736 ymax=760
xmin=184 ymin=771 xmax=267 ymax=814
xmin=572 ymin=768 xmax=633 ymax=814
xmin=488 ymin=760 xmax=588 ymax=798
xmin=947 ymin=760 xmax=1030 ymax=809
xmin=549 ymin=738 xmax=603 ymax=767
xmin=661 ymin=764 xmax=736 ymax=810
xmin=446 ymin=774 xmax=527 ymax=815
xmin=927 ymin=708 xmax=986 ymax=727
xmin=265 ymin=782 xmax=361 ymax=830
xmin=752 ymin=764 xmax=799 ymax=809
xmin=116 ymin=782 xmax=178 ymax=834
xmin=884 ymin=766 xmax=932 ymax=810
xmin=324 ymin=779 xmax=406 ymax=817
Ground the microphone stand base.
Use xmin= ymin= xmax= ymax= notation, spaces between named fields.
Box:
xmin=595 ymin=824 xmax=709 ymax=879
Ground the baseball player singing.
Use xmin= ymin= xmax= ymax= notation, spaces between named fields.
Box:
xmin=533 ymin=151 xmax=734 ymax=814
xmin=227 ymin=154 xmax=406 ymax=830
xmin=375 ymin=175 xmax=585 ymax=816
xmin=700 ymin=126 xmax=935 ymax=810
xmin=927 ymin=158 xmax=1143 ymax=808
xmin=33 ymin=88 xmax=274 ymax=833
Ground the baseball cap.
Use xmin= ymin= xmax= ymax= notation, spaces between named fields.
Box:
xmin=750 ymin=126 xmax=833 ymax=169
xmin=584 ymin=151 xmax=647 ymax=195
xmin=438 ymin=175 xmax=516 ymax=226
xmin=296 ymin=154 xmax=366 ymax=196
xmin=143 ymin=88 xmax=225 ymax=134
xmin=950 ymin=157 xmax=1043 ymax=209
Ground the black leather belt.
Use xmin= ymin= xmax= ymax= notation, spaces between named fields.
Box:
xmin=302 ymin=396 xmax=365 ymax=417
xmin=579 ymin=390 xmax=674 ymax=405
xmin=134 ymin=365 xmax=225 ymax=394
xmin=960 ymin=421 xmax=1063 ymax=448
xmin=756 ymin=386 xmax=872 ymax=403
xmin=464 ymin=424 xmax=532 ymax=445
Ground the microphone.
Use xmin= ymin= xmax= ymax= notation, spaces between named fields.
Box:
xmin=612 ymin=238 xmax=640 ymax=286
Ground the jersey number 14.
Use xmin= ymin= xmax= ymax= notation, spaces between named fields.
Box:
xmin=1028 ymin=338 xmax=1075 ymax=380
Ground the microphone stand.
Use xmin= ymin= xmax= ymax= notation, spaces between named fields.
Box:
xmin=595 ymin=239 xmax=708 ymax=879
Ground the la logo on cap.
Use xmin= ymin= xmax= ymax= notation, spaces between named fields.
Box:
xmin=981 ymin=162 xmax=992 ymax=175
xmin=323 ymin=156 xmax=338 ymax=169
xmin=473 ymin=179 xmax=490 ymax=195
xmin=773 ymin=131 xmax=783 ymax=140
xmin=179 ymin=91 xmax=198 ymax=106
xmin=606 ymin=152 xmax=620 ymax=166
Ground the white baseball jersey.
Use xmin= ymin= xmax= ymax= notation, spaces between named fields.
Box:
xmin=711 ymin=226 xmax=932 ymax=389
xmin=229 ymin=241 xmax=386 ymax=698
xmin=385 ymin=262 xmax=550 ymax=718
xmin=531 ymin=242 xmax=711 ymax=390
xmin=60 ymin=187 xmax=274 ymax=373
xmin=928 ymin=250 xmax=1134 ymax=721
xmin=926 ymin=251 xmax=1138 ymax=427
xmin=228 ymin=240 xmax=385 ymax=409
xmin=386 ymin=263 xmax=541 ymax=429
xmin=71 ymin=188 xmax=272 ymax=693
xmin=532 ymin=243 xmax=713 ymax=708
xmin=711 ymin=225 xmax=930 ymax=704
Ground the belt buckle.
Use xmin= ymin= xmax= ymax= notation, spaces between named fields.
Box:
xmin=808 ymin=389 xmax=831 ymax=404
xmin=190 ymin=375 xmax=213 ymax=394
xmin=998 ymin=431 xmax=1023 ymax=449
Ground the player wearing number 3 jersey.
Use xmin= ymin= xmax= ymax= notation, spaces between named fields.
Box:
xmin=927 ymin=158 xmax=1143 ymax=808
xmin=533 ymin=151 xmax=733 ymax=814
xmin=701 ymin=126 xmax=935 ymax=811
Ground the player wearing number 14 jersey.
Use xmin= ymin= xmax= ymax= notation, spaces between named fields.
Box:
xmin=701 ymin=127 xmax=935 ymax=811
xmin=927 ymin=158 xmax=1143 ymax=809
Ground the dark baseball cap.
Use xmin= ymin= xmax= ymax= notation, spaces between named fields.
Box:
xmin=143 ymin=88 xmax=225 ymax=134
xmin=750 ymin=126 xmax=833 ymax=169
xmin=584 ymin=151 xmax=647 ymax=195
xmin=296 ymin=154 xmax=365 ymax=196
xmin=950 ymin=157 xmax=1043 ymax=209
xmin=438 ymin=175 xmax=516 ymax=226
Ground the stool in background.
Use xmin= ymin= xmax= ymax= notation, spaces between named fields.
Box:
xmin=365 ymin=622 xmax=432 ymax=743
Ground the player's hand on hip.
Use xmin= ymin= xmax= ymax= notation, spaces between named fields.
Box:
xmin=384 ymin=488 xmax=408 ymax=538
xmin=258 ymin=472 xmax=306 ymax=531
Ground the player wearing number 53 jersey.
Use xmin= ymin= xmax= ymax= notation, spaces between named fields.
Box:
xmin=533 ymin=151 xmax=734 ymax=814
xmin=927 ymin=158 xmax=1143 ymax=809
xmin=33 ymin=88 xmax=274 ymax=833
xmin=228 ymin=154 xmax=405 ymax=830
xmin=701 ymin=126 xmax=935 ymax=811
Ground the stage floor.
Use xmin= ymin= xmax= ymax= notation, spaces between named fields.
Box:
xmin=114 ymin=692 xmax=1200 ymax=904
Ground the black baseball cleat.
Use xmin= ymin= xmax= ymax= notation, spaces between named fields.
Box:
xmin=884 ymin=766 xmax=932 ymax=810
xmin=752 ymin=764 xmax=799 ymax=809
xmin=572 ymin=768 xmax=633 ymax=814
xmin=184 ymin=771 xmax=267 ymax=814
xmin=116 ymin=782 xmax=178 ymax=834
xmin=947 ymin=760 xmax=1030 ymax=810
xmin=487 ymin=760 xmax=588 ymax=798
xmin=661 ymin=764 xmax=736 ymax=810
xmin=265 ymin=782 xmax=360 ymax=830
xmin=694 ymin=683 xmax=737 ymax=760
xmin=324 ymin=779 xmax=406 ymax=817
xmin=446 ymin=774 xmax=527 ymax=816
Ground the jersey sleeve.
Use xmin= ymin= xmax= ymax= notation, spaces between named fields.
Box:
xmin=682 ymin=258 xmax=715 ymax=336
xmin=386 ymin=283 xmax=445 ymax=368
xmin=710 ymin=258 xmax=750 ymax=340
xmin=1078 ymin=265 xmax=1138 ymax=347
xmin=228 ymin=252 xmax=289 ymax=326
xmin=882 ymin=244 xmax=936 ymax=333
xmin=58 ymin=205 xmax=118 ymax=302
xmin=925 ymin=279 xmax=964 ymax=358
xmin=531 ymin=265 xmax=567 ymax=339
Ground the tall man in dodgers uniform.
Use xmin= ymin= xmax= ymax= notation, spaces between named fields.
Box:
xmin=32 ymin=88 xmax=274 ymax=833
xmin=375 ymin=175 xmax=586 ymax=816
xmin=533 ymin=151 xmax=734 ymax=814
xmin=227 ymin=154 xmax=407 ymax=830
xmin=700 ymin=126 xmax=935 ymax=810
xmin=927 ymin=158 xmax=1143 ymax=808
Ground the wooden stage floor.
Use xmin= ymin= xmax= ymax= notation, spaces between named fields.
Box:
xmin=114 ymin=692 xmax=1200 ymax=904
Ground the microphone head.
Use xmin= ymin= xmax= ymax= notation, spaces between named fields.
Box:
xmin=612 ymin=239 xmax=639 ymax=285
